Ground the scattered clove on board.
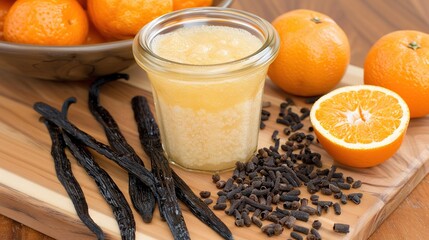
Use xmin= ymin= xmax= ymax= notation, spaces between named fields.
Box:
xmin=207 ymin=102 xmax=363 ymax=239
xmin=333 ymin=223 xmax=350 ymax=233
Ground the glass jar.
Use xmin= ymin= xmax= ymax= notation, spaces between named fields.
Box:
xmin=133 ymin=7 xmax=279 ymax=172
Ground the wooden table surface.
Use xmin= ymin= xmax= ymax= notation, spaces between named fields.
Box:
xmin=1 ymin=0 xmax=428 ymax=239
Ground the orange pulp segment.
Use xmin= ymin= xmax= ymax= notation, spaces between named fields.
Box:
xmin=310 ymin=85 xmax=410 ymax=167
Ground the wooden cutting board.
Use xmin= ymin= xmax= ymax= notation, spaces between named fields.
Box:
xmin=0 ymin=65 xmax=428 ymax=240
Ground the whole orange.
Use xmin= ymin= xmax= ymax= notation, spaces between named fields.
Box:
xmin=3 ymin=0 xmax=88 ymax=45
xmin=364 ymin=30 xmax=429 ymax=118
xmin=77 ymin=0 xmax=87 ymax=8
xmin=0 ymin=0 xmax=14 ymax=40
xmin=173 ymin=0 xmax=212 ymax=10
xmin=84 ymin=20 xmax=106 ymax=44
xmin=87 ymin=0 xmax=173 ymax=40
xmin=268 ymin=9 xmax=350 ymax=97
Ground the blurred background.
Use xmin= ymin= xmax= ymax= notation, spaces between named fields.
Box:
xmin=233 ymin=0 xmax=429 ymax=67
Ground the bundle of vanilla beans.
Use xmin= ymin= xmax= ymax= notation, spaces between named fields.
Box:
xmin=34 ymin=73 xmax=232 ymax=240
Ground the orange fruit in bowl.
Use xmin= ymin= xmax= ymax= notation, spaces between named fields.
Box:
xmin=310 ymin=85 xmax=410 ymax=168
xmin=364 ymin=30 xmax=429 ymax=118
xmin=173 ymin=0 xmax=213 ymax=10
xmin=268 ymin=9 xmax=350 ymax=97
xmin=84 ymin=20 xmax=106 ymax=44
xmin=3 ymin=0 xmax=88 ymax=45
xmin=87 ymin=0 xmax=173 ymax=40
xmin=77 ymin=0 xmax=87 ymax=8
xmin=0 ymin=0 xmax=14 ymax=41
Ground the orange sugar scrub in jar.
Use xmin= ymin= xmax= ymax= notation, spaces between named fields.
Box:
xmin=133 ymin=8 xmax=279 ymax=172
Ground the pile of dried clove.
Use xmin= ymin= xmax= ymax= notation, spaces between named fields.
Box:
xmin=208 ymin=99 xmax=361 ymax=239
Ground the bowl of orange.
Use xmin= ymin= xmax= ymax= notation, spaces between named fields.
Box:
xmin=0 ymin=0 xmax=233 ymax=81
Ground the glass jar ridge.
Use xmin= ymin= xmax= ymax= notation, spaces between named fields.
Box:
xmin=133 ymin=7 xmax=279 ymax=80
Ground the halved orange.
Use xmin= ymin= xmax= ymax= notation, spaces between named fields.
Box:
xmin=310 ymin=85 xmax=410 ymax=168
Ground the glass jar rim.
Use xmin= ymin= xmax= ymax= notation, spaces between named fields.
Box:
xmin=133 ymin=7 xmax=279 ymax=77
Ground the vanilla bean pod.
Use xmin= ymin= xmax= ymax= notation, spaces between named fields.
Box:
xmin=131 ymin=96 xmax=233 ymax=240
xmin=42 ymin=119 xmax=104 ymax=239
xmin=33 ymin=102 xmax=190 ymax=240
xmin=88 ymin=73 xmax=156 ymax=223
xmin=61 ymin=97 xmax=135 ymax=240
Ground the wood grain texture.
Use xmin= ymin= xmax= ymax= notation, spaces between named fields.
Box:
xmin=0 ymin=0 xmax=428 ymax=239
